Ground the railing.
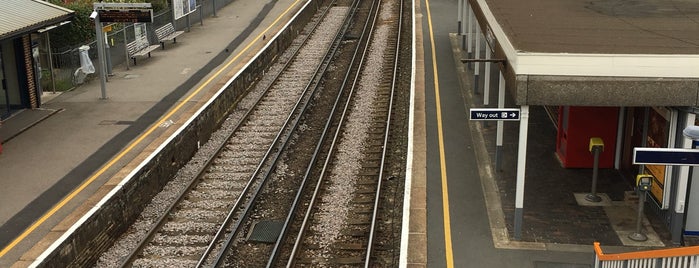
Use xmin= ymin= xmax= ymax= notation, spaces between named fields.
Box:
xmin=43 ymin=0 xmax=238 ymax=92
xmin=594 ymin=242 xmax=699 ymax=268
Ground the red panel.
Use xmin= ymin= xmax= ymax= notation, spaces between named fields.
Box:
xmin=556 ymin=107 xmax=618 ymax=168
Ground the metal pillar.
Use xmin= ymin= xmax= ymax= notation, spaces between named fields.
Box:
xmin=467 ymin=8 xmax=473 ymax=68
xmin=473 ymin=23 xmax=480 ymax=94
xmin=483 ymin=47 xmax=491 ymax=106
xmin=586 ymin=143 xmax=603 ymax=202
xmin=629 ymin=190 xmax=649 ymax=241
xmin=458 ymin=0 xmax=463 ymax=34
xmin=104 ymin=32 xmax=112 ymax=77
xmin=462 ymin=0 xmax=468 ymax=50
xmin=495 ymin=72 xmax=505 ymax=170
xmin=93 ymin=12 xmax=107 ymax=99
xmin=514 ymin=106 xmax=530 ymax=240
xmin=45 ymin=32 xmax=56 ymax=93
xmin=123 ymin=24 xmax=130 ymax=70
xmin=673 ymin=113 xmax=696 ymax=244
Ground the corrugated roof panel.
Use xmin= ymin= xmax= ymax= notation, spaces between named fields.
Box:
xmin=0 ymin=0 xmax=74 ymax=40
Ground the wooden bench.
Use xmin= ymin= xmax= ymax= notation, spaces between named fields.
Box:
xmin=126 ymin=40 xmax=159 ymax=65
xmin=155 ymin=23 xmax=184 ymax=49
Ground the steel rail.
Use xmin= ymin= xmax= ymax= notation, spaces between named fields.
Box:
xmin=206 ymin=1 xmax=349 ymax=266
xmin=365 ymin=0 xmax=405 ymax=265
xmin=118 ymin=3 xmax=333 ymax=267
xmin=264 ymin=0 xmax=365 ymax=266
xmin=285 ymin=0 xmax=384 ymax=266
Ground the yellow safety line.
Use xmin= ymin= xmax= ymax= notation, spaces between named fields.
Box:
xmin=425 ymin=0 xmax=454 ymax=267
xmin=0 ymin=0 xmax=302 ymax=258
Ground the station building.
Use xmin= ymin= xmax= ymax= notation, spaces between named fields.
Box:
xmin=460 ymin=0 xmax=699 ymax=244
xmin=0 ymin=0 xmax=74 ymax=120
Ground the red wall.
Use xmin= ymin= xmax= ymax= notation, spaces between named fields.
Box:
xmin=556 ymin=106 xmax=619 ymax=168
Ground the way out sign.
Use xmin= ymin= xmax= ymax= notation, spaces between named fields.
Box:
xmin=469 ymin=108 xmax=520 ymax=121
xmin=633 ymin=148 xmax=699 ymax=166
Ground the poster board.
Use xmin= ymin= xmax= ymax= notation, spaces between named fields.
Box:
xmin=134 ymin=23 xmax=149 ymax=47
xmin=173 ymin=0 xmax=197 ymax=20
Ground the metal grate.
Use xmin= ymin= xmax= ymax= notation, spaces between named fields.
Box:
xmin=247 ymin=220 xmax=283 ymax=243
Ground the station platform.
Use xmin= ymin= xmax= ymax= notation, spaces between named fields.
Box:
xmin=407 ymin=0 xmax=676 ymax=267
xmin=0 ymin=0 xmax=301 ymax=266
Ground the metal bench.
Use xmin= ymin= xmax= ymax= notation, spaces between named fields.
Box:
xmin=155 ymin=23 xmax=184 ymax=49
xmin=126 ymin=40 xmax=159 ymax=65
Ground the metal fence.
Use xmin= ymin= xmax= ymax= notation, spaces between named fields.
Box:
xmin=594 ymin=242 xmax=699 ymax=268
xmin=42 ymin=0 xmax=237 ymax=91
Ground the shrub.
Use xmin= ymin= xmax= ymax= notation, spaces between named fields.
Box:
xmin=47 ymin=0 xmax=169 ymax=51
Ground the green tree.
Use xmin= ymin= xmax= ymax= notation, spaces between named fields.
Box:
xmin=46 ymin=0 xmax=169 ymax=51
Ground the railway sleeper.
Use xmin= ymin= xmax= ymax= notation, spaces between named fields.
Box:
xmin=194 ymin=181 xmax=246 ymax=191
xmin=362 ymin=161 xmax=381 ymax=168
xmin=132 ymin=258 xmax=199 ymax=267
xmin=206 ymin=164 xmax=256 ymax=173
xmin=356 ymin=187 xmax=377 ymax=195
xmin=356 ymin=176 xmax=380 ymax=184
xmin=141 ymin=245 xmax=207 ymax=258
xmin=332 ymin=256 xmax=364 ymax=265
xmin=179 ymin=199 xmax=232 ymax=210
xmin=169 ymin=209 xmax=228 ymax=222
xmin=151 ymin=234 xmax=213 ymax=246
xmin=346 ymin=217 xmax=371 ymax=225
xmin=161 ymin=222 xmax=219 ymax=234
xmin=360 ymin=164 xmax=379 ymax=172
xmin=187 ymin=189 xmax=237 ymax=200
xmin=336 ymin=242 xmax=366 ymax=250
xmin=364 ymin=148 xmax=383 ymax=155
xmin=370 ymin=110 xmax=388 ymax=117
xmin=341 ymin=229 xmax=369 ymax=237
xmin=201 ymin=171 xmax=250 ymax=179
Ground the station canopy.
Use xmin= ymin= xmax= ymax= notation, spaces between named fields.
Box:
xmin=469 ymin=0 xmax=699 ymax=106
xmin=0 ymin=0 xmax=74 ymax=41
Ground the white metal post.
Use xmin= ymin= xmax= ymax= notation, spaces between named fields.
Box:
xmin=483 ymin=43 xmax=491 ymax=105
xmin=474 ymin=22 xmax=481 ymax=94
xmin=458 ymin=0 xmax=463 ymax=35
xmin=462 ymin=1 xmax=468 ymax=50
xmin=676 ymin=113 xmax=697 ymax=244
xmin=93 ymin=10 xmax=107 ymax=99
xmin=495 ymin=72 xmax=505 ymax=170
xmin=467 ymin=8 xmax=473 ymax=68
xmin=514 ymin=105 xmax=530 ymax=240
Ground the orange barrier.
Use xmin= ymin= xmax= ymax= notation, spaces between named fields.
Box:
xmin=594 ymin=242 xmax=699 ymax=261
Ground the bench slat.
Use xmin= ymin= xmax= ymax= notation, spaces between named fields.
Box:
xmin=127 ymin=41 xmax=159 ymax=65
xmin=155 ymin=23 xmax=184 ymax=49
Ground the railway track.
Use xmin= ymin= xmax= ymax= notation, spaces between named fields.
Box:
xmin=272 ymin=0 xmax=406 ymax=266
xmin=111 ymin=2 xmax=351 ymax=267
xmin=96 ymin=0 xmax=410 ymax=266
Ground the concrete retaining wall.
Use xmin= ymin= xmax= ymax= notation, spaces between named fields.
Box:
xmin=36 ymin=1 xmax=323 ymax=266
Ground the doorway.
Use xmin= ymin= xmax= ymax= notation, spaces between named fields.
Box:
xmin=0 ymin=44 xmax=9 ymax=119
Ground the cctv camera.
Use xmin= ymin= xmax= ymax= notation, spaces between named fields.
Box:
xmin=90 ymin=11 xmax=98 ymax=19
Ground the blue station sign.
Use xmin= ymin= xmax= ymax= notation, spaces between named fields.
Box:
xmin=469 ymin=108 xmax=520 ymax=121
xmin=633 ymin=148 xmax=699 ymax=166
